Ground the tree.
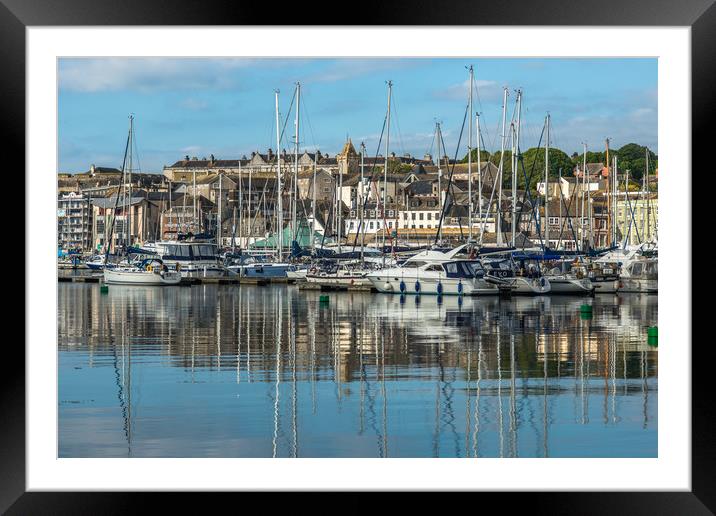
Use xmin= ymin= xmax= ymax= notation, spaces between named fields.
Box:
xmin=516 ymin=147 xmax=573 ymax=191
xmin=615 ymin=143 xmax=657 ymax=182
xmin=461 ymin=149 xmax=492 ymax=163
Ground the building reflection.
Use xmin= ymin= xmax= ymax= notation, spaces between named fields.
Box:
xmin=58 ymin=284 xmax=658 ymax=458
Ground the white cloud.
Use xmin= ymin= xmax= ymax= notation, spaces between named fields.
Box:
xmin=433 ymin=79 xmax=501 ymax=102
xmin=59 ymin=58 xmax=258 ymax=93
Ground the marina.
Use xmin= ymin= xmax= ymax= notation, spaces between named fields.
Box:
xmin=56 ymin=56 xmax=659 ymax=460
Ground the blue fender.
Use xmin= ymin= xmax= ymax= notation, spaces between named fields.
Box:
xmin=415 ymin=280 xmax=421 ymax=293
xmin=437 ymin=282 xmax=443 ymax=295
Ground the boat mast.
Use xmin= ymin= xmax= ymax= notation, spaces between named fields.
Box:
xmin=311 ymin=147 xmax=317 ymax=254
xmin=467 ymin=65 xmax=473 ymax=242
xmin=436 ymin=122 xmax=443 ymax=244
xmin=544 ymin=113 xmax=550 ymax=249
xmin=127 ymin=115 xmax=133 ymax=249
xmin=383 ymin=80 xmax=392 ymax=263
xmin=293 ymin=82 xmax=300 ymax=244
xmin=613 ymin=156 xmax=618 ymax=244
xmin=193 ymin=169 xmax=197 ymax=234
xmin=238 ymin=161 xmax=243 ymax=247
xmin=497 ymin=87 xmax=508 ymax=246
xmin=248 ymin=164 xmax=252 ymax=248
xmin=476 ymin=112 xmax=482 ymax=237
xmin=275 ymin=89 xmax=283 ymax=262
xmin=338 ymin=143 xmax=343 ymax=255
xmin=580 ymin=142 xmax=587 ymax=252
xmin=218 ymin=172 xmax=223 ymax=247
xmin=512 ymin=90 xmax=522 ymax=248
xmin=645 ymin=148 xmax=650 ymax=242
xmin=360 ymin=142 xmax=366 ymax=260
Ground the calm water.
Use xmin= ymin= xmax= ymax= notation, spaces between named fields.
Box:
xmin=58 ymin=283 xmax=657 ymax=458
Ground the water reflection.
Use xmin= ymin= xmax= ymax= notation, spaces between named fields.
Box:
xmin=58 ymin=284 xmax=657 ymax=458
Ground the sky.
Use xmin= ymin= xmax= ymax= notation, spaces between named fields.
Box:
xmin=58 ymin=57 xmax=657 ymax=173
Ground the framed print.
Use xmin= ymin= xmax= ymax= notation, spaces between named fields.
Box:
xmin=8 ymin=0 xmax=710 ymax=511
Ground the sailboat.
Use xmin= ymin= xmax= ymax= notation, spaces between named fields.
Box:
xmin=102 ymin=115 xmax=181 ymax=286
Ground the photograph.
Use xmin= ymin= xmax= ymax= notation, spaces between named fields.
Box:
xmin=56 ymin=56 xmax=659 ymax=459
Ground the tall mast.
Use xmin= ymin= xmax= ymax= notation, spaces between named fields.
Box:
xmin=613 ymin=156 xmax=618 ymax=244
xmin=467 ymin=65 xmax=474 ymax=241
xmin=218 ymin=173 xmax=223 ymax=246
xmin=436 ymin=122 xmax=442 ymax=243
xmin=581 ymin=142 xmax=587 ymax=251
xmin=510 ymin=122 xmax=516 ymax=247
xmin=248 ymin=164 xmax=252 ymax=248
xmin=360 ymin=142 xmax=366 ymax=259
xmin=544 ymin=113 xmax=550 ymax=249
xmin=383 ymin=80 xmax=392 ymax=262
xmin=275 ymin=89 xmax=283 ymax=262
xmin=338 ymin=143 xmax=343 ymax=254
xmin=497 ymin=87 xmax=508 ymax=246
xmin=558 ymin=167 xmax=562 ymax=249
xmin=293 ymin=82 xmax=300 ymax=242
xmin=605 ymin=138 xmax=614 ymax=245
xmin=311 ymin=148 xmax=317 ymax=253
xmin=238 ymin=160 xmax=243 ymax=247
xmin=645 ymin=148 xmax=650 ymax=242
xmin=512 ymin=90 xmax=522 ymax=248
xmin=476 ymin=112 xmax=482 ymax=235
xmin=125 ymin=115 xmax=134 ymax=248
xmin=193 ymin=169 xmax=197 ymax=234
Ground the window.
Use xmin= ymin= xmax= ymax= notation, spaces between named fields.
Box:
xmin=419 ymin=213 xmax=424 ymax=220
xmin=427 ymin=213 xmax=432 ymax=220
xmin=369 ymin=222 xmax=374 ymax=229
xmin=388 ymin=210 xmax=394 ymax=217
xmin=388 ymin=221 xmax=393 ymax=228
xmin=548 ymin=217 xmax=558 ymax=225
xmin=419 ymin=225 xmax=423 ymax=229
xmin=411 ymin=213 xmax=416 ymax=220
xmin=403 ymin=213 xmax=408 ymax=220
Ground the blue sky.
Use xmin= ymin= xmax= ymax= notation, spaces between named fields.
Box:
xmin=58 ymin=57 xmax=657 ymax=173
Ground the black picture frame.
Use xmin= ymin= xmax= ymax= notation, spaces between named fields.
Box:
xmin=7 ymin=0 xmax=708 ymax=511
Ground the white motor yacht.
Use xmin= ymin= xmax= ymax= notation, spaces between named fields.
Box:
xmin=367 ymin=245 xmax=499 ymax=296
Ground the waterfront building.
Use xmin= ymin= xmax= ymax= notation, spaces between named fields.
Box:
xmin=615 ymin=193 xmax=658 ymax=245
xmin=91 ymin=195 xmax=161 ymax=251
xmin=57 ymin=192 xmax=93 ymax=252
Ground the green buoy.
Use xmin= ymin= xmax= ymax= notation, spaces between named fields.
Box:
xmin=580 ymin=310 xmax=593 ymax=320
xmin=580 ymin=304 xmax=592 ymax=312
xmin=647 ymin=326 xmax=658 ymax=338
xmin=319 ymin=295 xmax=329 ymax=304
xmin=648 ymin=335 xmax=658 ymax=347
xmin=100 ymin=284 xmax=109 ymax=294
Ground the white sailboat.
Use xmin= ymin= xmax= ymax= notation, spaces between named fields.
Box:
xmin=102 ymin=116 xmax=180 ymax=286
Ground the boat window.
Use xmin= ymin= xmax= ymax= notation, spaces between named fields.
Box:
xmin=631 ymin=263 xmax=643 ymax=275
xmin=425 ymin=264 xmax=444 ymax=272
xmin=199 ymin=245 xmax=216 ymax=259
xmin=445 ymin=263 xmax=458 ymax=274
xmin=402 ymin=261 xmax=426 ymax=268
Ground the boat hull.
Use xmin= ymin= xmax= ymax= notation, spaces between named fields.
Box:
xmin=497 ymin=276 xmax=551 ymax=295
xmin=546 ymin=276 xmax=594 ymax=294
xmin=368 ymin=274 xmax=498 ymax=296
xmin=103 ymin=268 xmax=181 ymax=285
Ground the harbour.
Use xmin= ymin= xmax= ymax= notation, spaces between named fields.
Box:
xmin=56 ymin=57 xmax=659 ymax=460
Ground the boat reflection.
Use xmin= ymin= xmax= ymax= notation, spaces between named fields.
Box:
xmin=58 ymin=284 xmax=658 ymax=458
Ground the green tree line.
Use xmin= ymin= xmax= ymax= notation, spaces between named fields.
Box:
xmin=461 ymin=142 xmax=657 ymax=191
